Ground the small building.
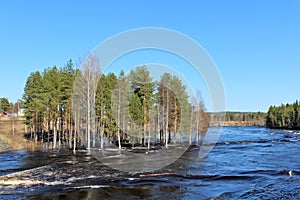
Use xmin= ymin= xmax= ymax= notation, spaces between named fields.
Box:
xmin=0 ymin=112 xmax=9 ymax=117
xmin=18 ymin=108 xmax=25 ymax=117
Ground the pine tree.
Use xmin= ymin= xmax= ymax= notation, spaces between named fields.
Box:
xmin=170 ymin=76 xmax=190 ymax=143
xmin=0 ymin=97 xmax=10 ymax=112
xmin=129 ymin=66 xmax=155 ymax=146
xmin=266 ymin=100 xmax=300 ymax=129
xmin=96 ymin=74 xmax=106 ymax=149
xmin=129 ymin=93 xmax=144 ymax=145
xmin=42 ymin=66 xmax=62 ymax=148
xmin=95 ymin=73 xmax=118 ymax=148
xmin=22 ymin=61 xmax=76 ymax=148
xmin=23 ymin=71 xmax=44 ymax=142
xmin=60 ymin=60 xmax=76 ymax=148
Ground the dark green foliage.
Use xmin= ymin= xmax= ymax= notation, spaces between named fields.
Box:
xmin=22 ymin=60 xmax=76 ymax=146
xmin=0 ymin=97 xmax=10 ymax=112
xmin=96 ymin=73 xmax=118 ymax=136
xmin=129 ymin=66 xmax=155 ymax=124
xmin=23 ymin=71 xmax=43 ymax=126
xmin=129 ymin=93 xmax=144 ymax=125
xmin=266 ymin=100 xmax=300 ymax=129
xmin=224 ymin=112 xmax=266 ymax=122
xmin=129 ymin=66 xmax=155 ymax=145
xmin=23 ymin=61 xmax=210 ymax=148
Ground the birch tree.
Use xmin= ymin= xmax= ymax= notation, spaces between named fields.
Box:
xmin=158 ymin=73 xmax=172 ymax=146
xmin=112 ymin=71 xmax=131 ymax=148
xmin=73 ymin=55 xmax=101 ymax=149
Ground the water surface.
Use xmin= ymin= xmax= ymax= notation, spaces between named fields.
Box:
xmin=1 ymin=127 xmax=300 ymax=199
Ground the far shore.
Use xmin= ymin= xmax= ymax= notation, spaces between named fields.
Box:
xmin=0 ymin=117 xmax=266 ymax=153
xmin=210 ymin=121 xmax=265 ymax=127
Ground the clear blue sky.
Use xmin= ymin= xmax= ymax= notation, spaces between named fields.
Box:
xmin=0 ymin=0 xmax=299 ymax=112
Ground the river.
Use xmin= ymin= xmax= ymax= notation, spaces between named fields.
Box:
xmin=1 ymin=126 xmax=300 ymax=199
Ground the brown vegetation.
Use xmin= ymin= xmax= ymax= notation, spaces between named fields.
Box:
xmin=209 ymin=112 xmax=266 ymax=127
xmin=0 ymin=117 xmax=28 ymax=151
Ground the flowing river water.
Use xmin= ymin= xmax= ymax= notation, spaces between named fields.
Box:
xmin=1 ymin=126 xmax=300 ymax=199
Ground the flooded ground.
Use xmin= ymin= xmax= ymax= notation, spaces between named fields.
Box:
xmin=1 ymin=127 xmax=300 ymax=199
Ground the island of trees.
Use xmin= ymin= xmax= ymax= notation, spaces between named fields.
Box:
xmin=266 ymin=100 xmax=300 ymax=130
xmin=21 ymin=59 xmax=210 ymax=150
xmin=2 ymin=58 xmax=300 ymax=153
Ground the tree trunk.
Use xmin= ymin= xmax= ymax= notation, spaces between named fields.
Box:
xmin=132 ymin=136 xmax=135 ymax=147
xmin=161 ymin=102 xmax=164 ymax=145
xmin=53 ymin=119 xmax=57 ymax=148
xmin=131 ymin=124 xmax=135 ymax=147
xmin=143 ymin=95 xmax=147 ymax=146
xmin=165 ymin=90 xmax=169 ymax=147
xmin=117 ymin=87 xmax=121 ymax=149
xmin=87 ymin=81 xmax=91 ymax=149
xmin=174 ymin=101 xmax=178 ymax=144
xmin=100 ymin=129 xmax=104 ymax=149
xmin=31 ymin=126 xmax=33 ymax=141
xmin=196 ymin=110 xmax=201 ymax=144
xmin=73 ymin=112 xmax=77 ymax=152
xmin=47 ymin=120 xmax=50 ymax=144
xmin=157 ymin=102 xmax=160 ymax=145
xmin=35 ymin=113 xmax=38 ymax=143
xmin=41 ymin=128 xmax=44 ymax=144
xmin=189 ymin=108 xmax=193 ymax=145
xmin=148 ymin=123 xmax=151 ymax=149
xmin=69 ymin=111 xmax=73 ymax=149
xmin=58 ymin=120 xmax=61 ymax=146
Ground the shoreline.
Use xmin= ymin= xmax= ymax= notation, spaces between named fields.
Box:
xmin=0 ymin=140 xmax=12 ymax=153
xmin=210 ymin=121 xmax=265 ymax=127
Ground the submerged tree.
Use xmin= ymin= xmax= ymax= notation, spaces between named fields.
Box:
xmin=95 ymin=72 xmax=118 ymax=149
xmin=23 ymin=60 xmax=211 ymax=150
xmin=112 ymin=71 xmax=131 ymax=148
xmin=158 ymin=73 xmax=172 ymax=146
xmin=60 ymin=60 xmax=76 ymax=149
xmin=129 ymin=66 xmax=155 ymax=145
xmin=23 ymin=61 xmax=76 ymax=148
xmin=73 ymin=55 xmax=101 ymax=149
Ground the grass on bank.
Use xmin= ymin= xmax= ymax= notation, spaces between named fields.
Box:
xmin=0 ymin=117 xmax=28 ymax=150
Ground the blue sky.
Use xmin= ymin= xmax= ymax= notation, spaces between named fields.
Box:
xmin=0 ymin=0 xmax=299 ymax=112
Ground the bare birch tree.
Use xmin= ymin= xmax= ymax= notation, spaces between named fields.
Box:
xmin=73 ymin=54 xmax=101 ymax=149
xmin=112 ymin=81 xmax=123 ymax=149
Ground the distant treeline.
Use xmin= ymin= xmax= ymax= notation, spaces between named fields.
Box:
xmin=209 ymin=112 xmax=266 ymax=126
xmin=224 ymin=112 xmax=266 ymax=122
xmin=266 ymin=100 xmax=300 ymax=130
xmin=23 ymin=58 xmax=210 ymax=149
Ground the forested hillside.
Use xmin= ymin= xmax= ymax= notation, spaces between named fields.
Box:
xmin=22 ymin=60 xmax=210 ymax=149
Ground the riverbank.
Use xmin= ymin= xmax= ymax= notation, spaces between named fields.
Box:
xmin=0 ymin=133 xmax=27 ymax=153
xmin=209 ymin=112 xmax=266 ymax=127
xmin=0 ymin=117 xmax=27 ymax=152
xmin=211 ymin=120 xmax=265 ymax=127
xmin=0 ymin=140 xmax=11 ymax=153
xmin=0 ymin=116 xmax=267 ymax=153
